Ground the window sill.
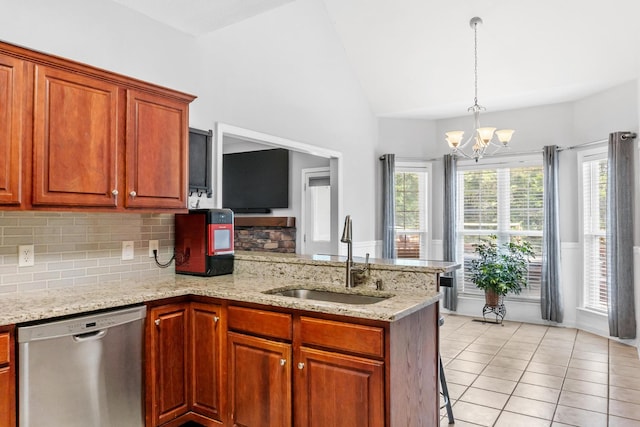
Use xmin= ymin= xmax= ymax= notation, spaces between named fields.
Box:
xmin=576 ymin=306 xmax=608 ymax=318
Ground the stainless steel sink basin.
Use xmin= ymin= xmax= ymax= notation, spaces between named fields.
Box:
xmin=266 ymin=288 xmax=390 ymax=305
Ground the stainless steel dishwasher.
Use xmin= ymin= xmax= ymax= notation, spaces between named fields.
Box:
xmin=18 ymin=305 xmax=147 ymax=427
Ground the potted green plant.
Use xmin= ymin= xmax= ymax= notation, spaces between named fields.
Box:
xmin=469 ymin=235 xmax=535 ymax=307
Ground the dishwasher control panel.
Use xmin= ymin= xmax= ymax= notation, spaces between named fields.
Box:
xmin=17 ymin=305 xmax=147 ymax=342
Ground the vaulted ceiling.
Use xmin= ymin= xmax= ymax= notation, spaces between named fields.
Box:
xmin=109 ymin=0 xmax=640 ymax=119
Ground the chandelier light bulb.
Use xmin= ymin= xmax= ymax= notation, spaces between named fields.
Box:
xmin=477 ymin=127 xmax=496 ymax=145
xmin=445 ymin=131 xmax=465 ymax=148
xmin=495 ymin=129 xmax=515 ymax=145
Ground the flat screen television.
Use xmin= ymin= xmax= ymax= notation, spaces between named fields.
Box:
xmin=222 ymin=148 xmax=289 ymax=213
xmin=188 ymin=127 xmax=213 ymax=197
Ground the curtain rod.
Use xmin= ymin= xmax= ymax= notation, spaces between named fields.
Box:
xmin=560 ymin=138 xmax=607 ymax=151
xmin=380 ymin=132 xmax=637 ymax=162
xmin=560 ymin=132 xmax=636 ymax=151
xmin=379 ymin=155 xmax=441 ymax=162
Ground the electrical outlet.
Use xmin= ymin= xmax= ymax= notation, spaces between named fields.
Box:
xmin=122 ymin=241 xmax=134 ymax=261
xmin=18 ymin=245 xmax=35 ymax=267
xmin=149 ymin=240 xmax=159 ymax=258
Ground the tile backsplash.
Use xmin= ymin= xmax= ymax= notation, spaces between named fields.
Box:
xmin=0 ymin=212 xmax=175 ymax=293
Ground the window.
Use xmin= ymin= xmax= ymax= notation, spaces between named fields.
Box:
xmin=581 ymin=149 xmax=608 ymax=312
xmin=308 ymin=177 xmax=331 ymax=242
xmin=394 ymin=162 xmax=431 ymax=259
xmin=456 ymin=157 xmax=543 ymax=299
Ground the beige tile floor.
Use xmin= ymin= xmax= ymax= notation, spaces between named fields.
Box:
xmin=439 ymin=314 xmax=640 ymax=426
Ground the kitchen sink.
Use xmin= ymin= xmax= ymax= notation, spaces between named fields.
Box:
xmin=265 ymin=288 xmax=391 ymax=305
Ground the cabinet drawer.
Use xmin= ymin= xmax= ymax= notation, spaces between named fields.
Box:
xmin=0 ymin=332 xmax=9 ymax=365
xmin=228 ymin=306 xmax=292 ymax=341
xmin=299 ymin=317 xmax=384 ymax=358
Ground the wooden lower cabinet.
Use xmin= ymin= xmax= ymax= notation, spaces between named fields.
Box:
xmin=146 ymin=303 xmax=190 ymax=426
xmin=190 ymin=302 xmax=224 ymax=424
xmin=295 ymin=347 xmax=384 ymax=427
xmin=0 ymin=327 xmax=15 ymax=427
xmin=147 ymin=301 xmax=226 ymax=427
xmin=227 ymin=332 xmax=292 ymax=427
xmin=145 ymin=299 xmax=439 ymax=427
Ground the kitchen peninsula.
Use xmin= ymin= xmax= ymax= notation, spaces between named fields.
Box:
xmin=0 ymin=252 xmax=458 ymax=427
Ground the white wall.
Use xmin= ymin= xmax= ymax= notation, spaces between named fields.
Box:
xmin=377 ymin=118 xmax=438 ymax=158
xmin=379 ymin=80 xmax=639 ymax=342
xmin=0 ymin=0 xmax=199 ymax=95
xmin=192 ymin=0 xmax=378 ymax=245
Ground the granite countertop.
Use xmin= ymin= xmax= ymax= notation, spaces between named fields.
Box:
xmin=0 ymin=252 xmax=456 ymax=326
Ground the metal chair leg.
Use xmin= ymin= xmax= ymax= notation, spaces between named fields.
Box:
xmin=440 ymin=355 xmax=455 ymax=424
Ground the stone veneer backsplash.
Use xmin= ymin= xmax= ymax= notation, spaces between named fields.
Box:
xmin=234 ymin=227 xmax=296 ymax=253
xmin=0 ymin=211 xmax=175 ymax=294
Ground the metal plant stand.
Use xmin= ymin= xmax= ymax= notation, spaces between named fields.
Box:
xmin=482 ymin=294 xmax=506 ymax=324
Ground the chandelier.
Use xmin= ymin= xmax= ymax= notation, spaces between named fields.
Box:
xmin=445 ymin=17 xmax=514 ymax=161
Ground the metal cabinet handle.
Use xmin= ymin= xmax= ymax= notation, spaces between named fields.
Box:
xmin=280 ymin=359 xmax=287 ymax=366
xmin=154 ymin=319 xmax=160 ymax=326
xmin=297 ymin=362 xmax=305 ymax=370
xmin=111 ymin=189 xmax=118 ymax=196
xmin=214 ymin=316 xmax=220 ymax=323
xmin=129 ymin=191 xmax=137 ymax=198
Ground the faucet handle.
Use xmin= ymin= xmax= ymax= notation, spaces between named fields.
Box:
xmin=340 ymin=215 xmax=352 ymax=243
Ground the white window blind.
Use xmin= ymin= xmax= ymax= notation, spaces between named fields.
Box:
xmin=394 ymin=162 xmax=430 ymax=259
xmin=456 ymin=158 xmax=543 ymax=299
xmin=581 ymin=152 xmax=608 ymax=312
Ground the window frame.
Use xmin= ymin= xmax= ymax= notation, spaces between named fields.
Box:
xmin=456 ymin=154 xmax=544 ymax=301
xmin=394 ymin=160 xmax=432 ymax=259
xmin=578 ymin=146 xmax=609 ymax=314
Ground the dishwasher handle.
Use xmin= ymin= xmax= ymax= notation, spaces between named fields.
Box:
xmin=72 ymin=330 xmax=107 ymax=342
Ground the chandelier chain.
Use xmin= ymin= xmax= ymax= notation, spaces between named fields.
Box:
xmin=473 ymin=19 xmax=478 ymax=107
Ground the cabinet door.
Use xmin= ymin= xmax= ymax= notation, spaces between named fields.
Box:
xmin=295 ymin=347 xmax=384 ymax=427
xmin=0 ymin=328 xmax=15 ymax=427
xmin=190 ymin=302 xmax=224 ymax=422
xmin=147 ymin=304 xmax=190 ymax=426
xmin=125 ymin=90 xmax=188 ymax=209
xmin=0 ymin=366 xmax=13 ymax=427
xmin=227 ymin=332 xmax=291 ymax=427
xmin=0 ymin=54 xmax=26 ymax=206
xmin=32 ymin=65 xmax=119 ymax=207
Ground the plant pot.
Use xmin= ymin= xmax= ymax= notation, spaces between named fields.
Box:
xmin=484 ymin=289 xmax=503 ymax=307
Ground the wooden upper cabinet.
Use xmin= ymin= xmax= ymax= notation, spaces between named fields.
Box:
xmin=0 ymin=54 xmax=26 ymax=206
xmin=125 ymin=89 xmax=188 ymax=210
xmin=0 ymin=40 xmax=195 ymax=211
xmin=32 ymin=64 xmax=119 ymax=207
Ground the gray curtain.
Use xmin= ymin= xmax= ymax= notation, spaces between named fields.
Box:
xmin=607 ymin=131 xmax=637 ymax=339
xmin=381 ymin=154 xmax=396 ymax=259
xmin=541 ymin=146 xmax=563 ymax=322
xmin=442 ymin=154 xmax=458 ymax=310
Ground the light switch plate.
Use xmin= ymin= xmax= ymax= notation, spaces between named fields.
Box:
xmin=122 ymin=241 xmax=134 ymax=260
